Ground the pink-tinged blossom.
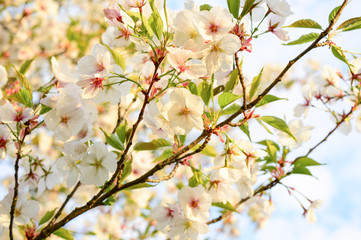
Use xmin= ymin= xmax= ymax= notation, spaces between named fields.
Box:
xmin=80 ymin=142 xmax=117 ymax=186
xmin=198 ymin=6 xmax=235 ymax=41
xmin=167 ymin=47 xmax=207 ymax=79
xmin=165 ymin=88 xmax=204 ymax=135
xmin=51 ymin=57 xmax=78 ymax=85
xmin=178 ymin=185 xmax=212 ymax=221
xmin=268 ymin=14 xmax=290 ymax=41
xmin=207 ymin=168 xmax=241 ymax=203
xmin=151 ymin=203 xmax=182 ymax=231
xmin=305 ymin=200 xmax=323 ymax=224
xmin=0 ymin=101 xmax=32 ymax=129
xmin=77 ymin=74 xmax=105 ymax=99
xmin=77 ymin=44 xmax=112 ymax=76
xmin=266 ymin=0 xmax=293 ymax=17
xmin=144 ymin=101 xmax=173 ymax=138
xmin=104 ymin=6 xmax=123 ymax=26
xmin=123 ymin=0 xmax=146 ymax=9
xmin=0 ymin=125 xmax=10 ymax=159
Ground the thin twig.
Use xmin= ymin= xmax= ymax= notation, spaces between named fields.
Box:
xmin=146 ymin=163 xmax=179 ymax=183
xmin=235 ymin=53 xmax=247 ymax=109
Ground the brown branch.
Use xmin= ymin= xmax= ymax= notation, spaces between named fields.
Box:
xmin=9 ymin=126 xmax=29 ymax=240
xmin=146 ymin=163 xmax=179 ymax=183
xmin=235 ymin=53 xmax=247 ymax=109
xmin=305 ymin=106 xmax=354 ymax=157
xmin=207 ymin=178 xmax=281 ymax=225
xmin=47 ymin=181 xmax=81 ymax=227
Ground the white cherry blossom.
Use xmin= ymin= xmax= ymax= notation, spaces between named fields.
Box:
xmin=266 ymin=0 xmax=293 ymax=17
xmin=165 ymin=88 xmax=204 ymax=135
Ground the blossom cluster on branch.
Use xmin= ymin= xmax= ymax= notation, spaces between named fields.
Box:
xmin=0 ymin=0 xmax=360 ymax=239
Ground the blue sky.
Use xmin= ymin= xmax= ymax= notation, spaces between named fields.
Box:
xmin=168 ymin=1 xmax=361 ymax=239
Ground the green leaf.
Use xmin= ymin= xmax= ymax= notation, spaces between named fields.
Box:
xmin=227 ymin=0 xmax=241 ymax=19
xmin=200 ymin=4 xmax=212 ymax=11
xmin=249 ymin=68 xmax=263 ymax=100
xmin=337 ymin=17 xmax=361 ymax=30
xmin=19 ymin=58 xmax=35 ymax=74
xmin=283 ymin=32 xmax=320 ymax=45
xmin=255 ymin=118 xmax=272 ymax=134
xmin=191 ymin=144 xmax=217 ymax=157
xmin=39 ymin=209 xmax=57 ymax=226
xmin=53 ymin=228 xmax=74 ymax=240
xmin=255 ymin=95 xmax=286 ymax=108
xmin=198 ymin=81 xmax=212 ymax=106
xmin=260 ymin=116 xmax=296 ymax=140
xmin=219 ymin=103 xmax=240 ymax=116
xmin=329 ymin=6 xmax=341 ymax=24
xmin=213 ymin=85 xmax=224 ymax=96
xmin=331 ymin=46 xmax=348 ymax=64
xmin=188 ymin=82 xmax=198 ymax=96
xmin=292 ymin=166 xmax=312 ymax=176
xmin=212 ymin=201 xmax=238 ymax=213
xmin=115 ymin=120 xmax=127 ymax=144
xmin=103 ymin=196 xmax=116 ymax=206
xmin=240 ymin=0 xmax=257 ymax=19
xmin=154 ymin=149 xmax=173 ymax=162
xmin=104 ymin=45 xmax=125 ymax=71
xmin=133 ymin=139 xmax=171 ymax=151
xmin=12 ymin=65 xmax=33 ymax=94
xmin=125 ymin=183 xmax=155 ymax=190
xmin=293 ymin=157 xmax=322 ymax=168
xmin=239 ymin=121 xmax=251 ymax=141
xmin=100 ymin=128 xmax=124 ymax=150
xmin=149 ymin=12 xmax=163 ymax=40
xmin=39 ymin=104 xmax=52 ymax=115
xmin=258 ymin=140 xmax=278 ymax=162
xmin=188 ymin=168 xmax=203 ymax=187
xmin=119 ymin=159 xmax=132 ymax=183
xmin=340 ymin=18 xmax=361 ymax=32
xmin=218 ymin=92 xmax=241 ymax=108
xmin=284 ymin=19 xmax=322 ymax=29
xmin=224 ymin=68 xmax=239 ymax=92
xmin=9 ymin=89 xmax=33 ymax=108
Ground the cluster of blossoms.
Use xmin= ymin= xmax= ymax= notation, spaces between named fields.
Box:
xmin=0 ymin=0 xmax=359 ymax=239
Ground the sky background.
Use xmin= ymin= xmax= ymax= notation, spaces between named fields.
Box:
xmin=167 ymin=1 xmax=361 ymax=239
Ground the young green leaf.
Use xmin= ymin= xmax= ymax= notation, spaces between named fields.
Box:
xmin=133 ymin=139 xmax=172 ymax=151
xmin=255 ymin=95 xmax=286 ymax=108
xmin=53 ymin=228 xmax=74 ymax=240
xmin=39 ymin=209 xmax=57 ymax=226
xmin=249 ymin=68 xmax=263 ymax=100
xmin=39 ymin=104 xmax=52 ymax=115
xmin=218 ymin=92 xmax=241 ymax=108
xmin=200 ymin=4 xmax=212 ymax=11
xmin=293 ymin=157 xmax=322 ymax=168
xmin=154 ymin=149 xmax=173 ymax=162
xmin=100 ymin=128 xmax=124 ymax=150
xmin=103 ymin=196 xmax=116 ymax=206
xmin=119 ymin=159 xmax=132 ymax=183
xmin=125 ymin=183 xmax=155 ymax=190
xmin=224 ymin=68 xmax=239 ymax=92
xmin=336 ymin=17 xmax=361 ymax=30
xmin=227 ymin=0 xmax=241 ymax=19
xmin=104 ymin=44 xmax=125 ymax=70
xmin=283 ymin=32 xmax=320 ymax=45
xmin=9 ymin=89 xmax=33 ymax=108
xmin=260 ymin=116 xmax=296 ymax=140
xmin=12 ymin=65 xmax=33 ymax=94
xmin=19 ymin=58 xmax=35 ymax=74
xmin=219 ymin=103 xmax=240 ymax=116
xmin=188 ymin=82 xmax=199 ymax=96
xmin=291 ymin=165 xmax=313 ymax=176
xmin=239 ymin=121 xmax=251 ymax=141
xmin=212 ymin=201 xmax=238 ymax=213
xmin=115 ymin=121 xmax=127 ymax=144
xmin=331 ymin=46 xmax=348 ymax=64
xmin=191 ymin=144 xmax=217 ymax=157
xmin=240 ymin=0 xmax=257 ymax=19
xmin=284 ymin=19 xmax=322 ymax=29
xmin=198 ymin=80 xmax=212 ymax=106
xmin=329 ymin=5 xmax=341 ymax=24
xmin=149 ymin=12 xmax=163 ymax=40
xmin=340 ymin=18 xmax=361 ymax=32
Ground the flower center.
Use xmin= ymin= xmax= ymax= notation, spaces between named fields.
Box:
xmin=209 ymin=23 xmax=219 ymax=33
xmin=91 ymin=77 xmax=105 ymax=89
xmin=190 ymin=198 xmax=199 ymax=209
xmin=178 ymin=107 xmax=191 ymax=116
